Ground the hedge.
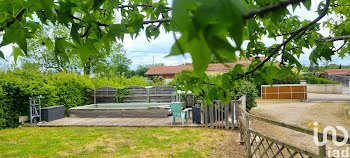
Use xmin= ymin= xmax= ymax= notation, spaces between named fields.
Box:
xmin=0 ymin=69 xmax=148 ymax=129
xmin=230 ymin=80 xmax=258 ymax=111
xmin=303 ymin=76 xmax=340 ymax=84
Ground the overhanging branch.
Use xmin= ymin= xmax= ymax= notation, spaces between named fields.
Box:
xmin=322 ymin=35 xmax=350 ymax=42
xmin=243 ymin=0 xmax=330 ymax=76
xmin=243 ymin=0 xmax=306 ymax=19
xmin=0 ymin=8 xmax=26 ymax=32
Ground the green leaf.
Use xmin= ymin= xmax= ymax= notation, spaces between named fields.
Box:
xmin=12 ymin=46 xmax=25 ymax=64
xmin=70 ymin=23 xmax=81 ymax=44
xmin=145 ymin=25 xmax=160 ymax=40
xmin=105 ymin=0 xmax=119 ymax=12
xmin=108 ymin=24 xmax=125 ymax=41
xmin=302 ymin=0 xmax=311 ymax=10
xmin=1 ymin=22 xmax=28 ymax=54
xmin=54 ymin=37 xmax=70 ymax=61
xmin=39 ymin=38 xmax=54 ymax=51
xmin=172 ymin=0 xmax=196 ymax=31
xmin=317 ymin=2 xmax=326 ymax=15
xmin=168 ymin=35 xmax=187 ymax=57
xmin=92 ymin=0 xmax=107 ymax=9
xmin=188 ymin=34 xmax=211 ymax=75
xmin=309 ymin=47 xmax=334 ymax=63
xmin=226 ymin=0 xmax=248 ymax=48
xmin=26 ymin=21 xmax=42 ymax=33
xmin=72 ymin=42 xmax=98 ymax=64
xmin=206 ymin=34 xmax=236 ymax=62
xmin=285 ymin=53 xmax=302 ymax=71
xmin=208 ymin=86 xmax=218 ymax=99
xmin=231 ymin=64 xmax=244 ymax=77
xmin=41 ymin=0 xmax=57 ymax=23
xmin=0 ymin=50 xmax=4 ymax=59
xmin=155 ymin=4 xmax=166 ymax=17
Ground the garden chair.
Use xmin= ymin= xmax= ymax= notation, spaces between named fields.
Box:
xmin=169 ymin=102 xmax=189 ymax=125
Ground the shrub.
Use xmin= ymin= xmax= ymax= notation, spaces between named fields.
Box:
xmin=230 ymin=80 xmax=258 ymax=111
xmin=49 ymin=72 xmax=94 ymax=109
xmin=273 ymin=74 xmax=302 ymax=84
xmin=303 ymin=76 xmax=340 ymax=84
xmin=0 ymin=69 xmax=149 ymax=129
xmin=91 ymin=75 xmax=148 ymax=88
xmin=115 ymin=87 xmax=130 ymax=103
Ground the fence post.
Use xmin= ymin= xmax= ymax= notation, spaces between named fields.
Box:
xmin=93 ymin=89 xmax=96 ymax=104
xmin=318 ymin=134 xmax=326 ymax=158
xmin=246 ymin=115 xmax=252 ymax=158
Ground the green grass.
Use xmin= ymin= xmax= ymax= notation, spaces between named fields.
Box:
xmin=0 ymin=127 xmax=237 ymax=157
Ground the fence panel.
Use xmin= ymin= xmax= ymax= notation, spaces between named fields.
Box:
xmin=237 ymin=95 xmax=328 ymax=158
xmin=91 ymin=86 xmax=175 ymax=103
xmin=93 ymin=86 xmax=116 ymax=104
xmin=261 ymin=84 xmax=307 ymax=99
xmin=195 ymin=100 xmax=239 ymax=129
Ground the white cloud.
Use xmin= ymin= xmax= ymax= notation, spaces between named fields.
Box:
xmin=122 ymin=29 xmax=192 ymax=69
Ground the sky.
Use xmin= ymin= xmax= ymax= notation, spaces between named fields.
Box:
xmin=120 ymin=0 xmax=350 ymax=69
xmin=1 ymin=0 xmax=350 ymax=70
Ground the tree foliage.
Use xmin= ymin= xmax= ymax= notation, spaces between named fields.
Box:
xmin=1 ymin=0 xmax=350 ymax=106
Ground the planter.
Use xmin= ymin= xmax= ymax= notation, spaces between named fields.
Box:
xmin=41 ymin=105 xmax=65 ymax=122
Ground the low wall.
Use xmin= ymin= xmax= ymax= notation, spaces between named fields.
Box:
xmin=307 ymin=84 xmax=342 ymax=94
xmin=328 ymin=74 xmax=350 ymax=88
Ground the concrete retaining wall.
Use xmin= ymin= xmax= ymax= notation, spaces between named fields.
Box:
xmin=307 ymin=84 xmax=342 ymax=94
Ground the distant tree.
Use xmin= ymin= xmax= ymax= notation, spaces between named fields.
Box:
xmin=135 ymin=65 xmax=151 ymax=77
xmin=92 ymin=49 xmax=132 ymax=77
xmin=339 ymin=64 xmax=342 ymax=69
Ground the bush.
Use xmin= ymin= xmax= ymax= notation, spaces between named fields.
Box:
xmin=91 ymin=75 xmax=148 ymax=88
xmin=303 ymin=76 xmax=340 ymax=84
xmin=49 ymin=72 xmax=94 ymax=109
xmin=230 ymin=80 xmax=258 ymax=111
xmin=0 ymin=69 xmax=149 ymax=129
xmin=273 ymin=74 xmax=301 ymax=84
xmin=115 ymin=87 xmax=130 ymax=103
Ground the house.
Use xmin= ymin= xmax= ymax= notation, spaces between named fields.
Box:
xmin=325 ymin=69 xmax=350 ymax=76
xmin=145 ymin=56 xmax=264 ymax=80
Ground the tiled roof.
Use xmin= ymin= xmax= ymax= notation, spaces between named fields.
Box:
xmin=145 ymin=58 xmax=252 ymax=75
xmin=325 ymin=69 xmax=350 ymax=75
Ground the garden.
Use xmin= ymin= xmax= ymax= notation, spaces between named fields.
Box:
xmin=1 ymin=0 xmax=350 ymax=157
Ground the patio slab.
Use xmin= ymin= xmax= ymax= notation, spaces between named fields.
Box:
xmin=38 ymin=117 xmax=201 ymax=127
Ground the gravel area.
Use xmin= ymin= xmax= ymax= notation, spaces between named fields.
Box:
xmin=250 ymin=98 xmax=350 ymax=154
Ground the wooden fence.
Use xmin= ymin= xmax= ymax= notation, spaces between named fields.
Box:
xmin=91 ymin=85 xmax=175 ymax=104
xmin=195 ymin=99 xmax=242 ymax=129
xmin=92 ymin=86 xmax=116 ymax=103
xmin=261 ymin=84 xmax=307 ymax=99
xmin=237 ymin=96 xmax=350 ymax=158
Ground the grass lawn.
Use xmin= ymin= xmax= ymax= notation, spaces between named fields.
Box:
xmin=0 ymin=127 xmax=245 ymax=158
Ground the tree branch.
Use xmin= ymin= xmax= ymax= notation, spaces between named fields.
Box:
xmin=70 ymin=13 xmax=170 ymax=27
xmin=322 ymin=35 xmax=350 ymax=42
xmin=0 ymin=8 xmax=26 ymax=32
xmin=243 ymin=0 xmax=330 ymax=76
xmin=80 ymin=24 xmax=91 ymax=37
xmin=336 ymin=41 xmax=347 ymax=52
xmin=118 ymin=4 xmax=171 ymax=10
xmin=243 ymin=0 xmax=306 ymax=19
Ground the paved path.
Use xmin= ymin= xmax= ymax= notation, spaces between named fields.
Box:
xmin=39 ymin=117 xmax=201 ymax=127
